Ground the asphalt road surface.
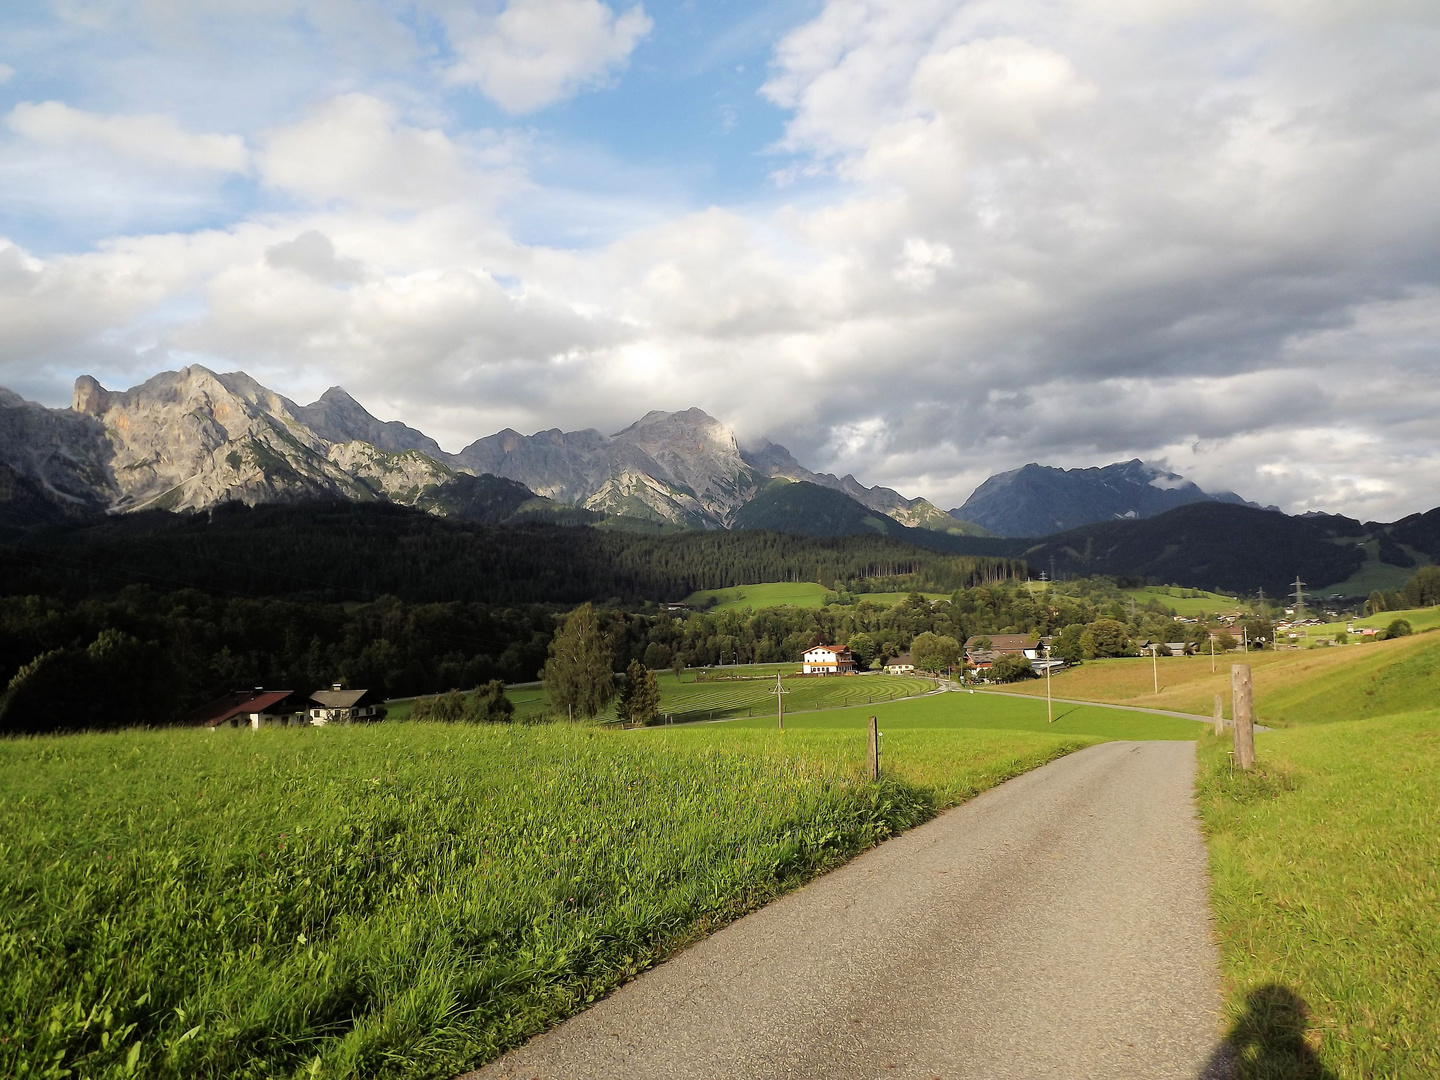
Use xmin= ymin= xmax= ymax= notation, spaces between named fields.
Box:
xmin=467 ymin=741 xmax=1231 ymax=1080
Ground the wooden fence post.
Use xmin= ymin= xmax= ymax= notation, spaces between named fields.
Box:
xmin=867 ymin=715 xmax=880 ymax=781
xmin=1231 ymin=664 xmax=1255 ymax=770
xmin=1213 ymin=692 xmax=1224 ymax=736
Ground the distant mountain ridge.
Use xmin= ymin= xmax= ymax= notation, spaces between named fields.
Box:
xmin=951 ymin=459 xmax=1271 ymax=537
xmin=0 ymin=367 xmax=986 ymax=535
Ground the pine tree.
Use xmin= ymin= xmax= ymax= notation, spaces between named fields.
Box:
xmin=616 ymin=659 xmax=661 ymax=726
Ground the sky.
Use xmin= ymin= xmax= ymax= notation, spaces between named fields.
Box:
xmin=1 ymin=0 xmax=1438 ymax=520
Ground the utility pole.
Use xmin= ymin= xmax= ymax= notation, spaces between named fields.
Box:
xmin=1152 ymin=643 xmax=1159 ymax=694
xmin=770 ymin=671 xmax=790 ymax=731
xmin=1210 ymin=634 xmax=1216 ymax=673
xmin=1045 ymin=643 xmax=1054 ymax=723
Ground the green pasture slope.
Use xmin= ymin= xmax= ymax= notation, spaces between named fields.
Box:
xmin=1344 ymin=604 xmax=1440 ymax=634
xmin=1122 ymin=585 xmax=1248 ymax=616
xmin=683 ymin=581 xmax=831 ymax=609
xmin=1195 ymin=630 xmax=1440 ymax=1076
xmin=681 ymin=582 xmax=949 ymax=611
xmin=5 ymin=682 xmax=1183 ymax=1080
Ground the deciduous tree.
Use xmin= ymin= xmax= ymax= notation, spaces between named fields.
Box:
xmin=543 ymin=603 xmax=614 ymax=719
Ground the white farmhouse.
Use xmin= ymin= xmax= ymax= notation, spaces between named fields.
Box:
xmin=801 ymin=644 xmax=856 ymax=675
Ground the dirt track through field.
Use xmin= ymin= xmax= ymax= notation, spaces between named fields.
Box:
xmin=465 ymin=741 xmax=1231 ymax=1080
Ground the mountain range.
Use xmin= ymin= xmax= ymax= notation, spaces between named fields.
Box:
xmin=0 ymin=366 xmax=977 ymax=535
xmin=1 ymin=366 xmax=1434 ymax=597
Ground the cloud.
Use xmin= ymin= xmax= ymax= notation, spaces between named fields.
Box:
xmin=255 ymin=94 xmax=513 ymax=208
xmin=6 ymin=101 xmax=249 ymax=172
xmin=444 ymin=0 xmax=653 ymax=113
xmin=0 ymin=63 xmax=14 ymax=85
xmin=264 ymin=231 xmax=365 ymax=283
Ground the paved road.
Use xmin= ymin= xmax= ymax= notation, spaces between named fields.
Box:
xmin=466 ymin=742 xmax=1231 ymax=1080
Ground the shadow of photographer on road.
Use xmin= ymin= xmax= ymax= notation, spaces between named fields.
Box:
xmin=1200 ymin=984 xmax=1337 ymax=1080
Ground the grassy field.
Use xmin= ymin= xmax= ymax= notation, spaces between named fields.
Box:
xmin=682 ymin=582 xmax=831 ymax=609
xmin=1122 ymin=586 xmax=1248 ymax=617
xmin=2 ymin=698 xmax=1132 ymax=1080
xmin=1197 ymin=712 xmax=1440 ymax=1077
xmin=1344 ymin=605 xmax=1440 ymax=634
xmin=990 ymin=632 xmax=1440 ymax=726
xmin=1319 ymin=547 xmax=1425 ymax=598
xmin=680 ymin=582 xmax=948 ymax=611
xmin=508 ymin=669 xmax=937 ymax=724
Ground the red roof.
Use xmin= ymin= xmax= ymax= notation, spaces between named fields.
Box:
xmin=189 ymin=690 xmax=298 ymax=727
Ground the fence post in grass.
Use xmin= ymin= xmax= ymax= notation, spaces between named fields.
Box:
xmin=1231 ymin=664 xmax=1255 ymax=770
xmin=867 ymin=715 xmax=880 ymax=781
xmin=1213 ymin=692 xmax=1224 ymax=736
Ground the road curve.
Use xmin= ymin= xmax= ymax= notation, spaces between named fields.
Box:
xmin=466 ymin=741 xmax=1229 ymax=1080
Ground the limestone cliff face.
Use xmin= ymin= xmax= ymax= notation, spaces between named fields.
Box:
xmin=326 ymin=441 xmax=454 ymax=505
xmin=452 ymin=407 xmax=769 ymax=528
xmin=0 ymin=386 xmax=116 ymax=513
xmin=69 ymin=367 xmax=371 ymax=512
xmin=2 ymin=366 xmax=461 ymax=518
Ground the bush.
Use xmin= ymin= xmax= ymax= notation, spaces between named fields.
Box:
xmin=463 ymin=680 xmax=514 ymax=723
xmin=1385 ymin=619 xmax=1413 ymax=639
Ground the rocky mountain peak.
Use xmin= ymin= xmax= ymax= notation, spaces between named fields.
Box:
xmin=72 ymin=375 xmax=111 ymax=415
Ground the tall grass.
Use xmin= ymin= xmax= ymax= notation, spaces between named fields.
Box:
xmin=1196 ymin=715 xmax=1440 ymax=1077
xmin=1 ymin=721 xmax=1084 ymax=1079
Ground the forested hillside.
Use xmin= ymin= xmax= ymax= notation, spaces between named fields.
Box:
xmin=945 ymin=503 xmax=1374 ymax=594
xmin=1 ymin=501 xmax=1021 ymax=605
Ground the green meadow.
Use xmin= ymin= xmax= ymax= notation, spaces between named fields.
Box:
xmin=5 ymin=679 xmax=1186 ymax=1080
xmin=1345 ymin=604 xmax=1440 ymax=634
xmin=682 ymin=581 xmax=831 ymax=609
xmin=1122 ymin=586 xmax=1249 ymax=617
xmin=680 ymin=582 xmax=949 ymax=611
xmin=1197 ymin=709 xmax=1440 ymax=1077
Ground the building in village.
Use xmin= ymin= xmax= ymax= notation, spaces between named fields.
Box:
xmin=964 ymin=635 xmax=1066 ymax=677
xmin=190 ymin=688 xmax=305 ymax=729
xmin=308 ymin=685 xmax=385 ymax=725
xmin=801 ymin=643 xmax=856 ymax=675
xmin=963 ymin=634 xmax=1040 ymax=671
xmin=884 ymin=652 xmax=915 ymax=675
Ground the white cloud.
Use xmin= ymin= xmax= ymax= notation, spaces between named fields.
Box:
xmin=444 ymin=0 xmax=653 ymax=113
xmin=6 ymin=101 xmax=249 ymax=172
xmin=255 ymin=94 xmax=515 ymax=208
xmin=0 ymin=63 xmax=15 ymax=85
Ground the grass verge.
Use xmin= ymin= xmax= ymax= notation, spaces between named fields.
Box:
xmin=1196 ymin=715 xmax=1440 ymax=1077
